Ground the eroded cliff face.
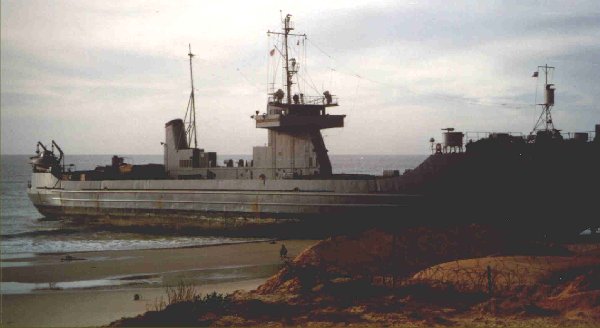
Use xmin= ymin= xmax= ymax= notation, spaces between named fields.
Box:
xmin=113 ymin=227 xmax=600 ymax=327
xmin=234 ymin=228 xmax=600 ymax=326
xmin=254 ymin=226 xmax=554 ymax=296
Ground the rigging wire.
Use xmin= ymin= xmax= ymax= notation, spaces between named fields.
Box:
xmin=288 ymin=38 xmax=302 ymax=95
xmin=179 ymin=94 xmax=192 ymax=148
xmin=300 ymin=37 xmax=323 ymax=94
xmin=296 ymin=72 xmax=322 ymax=95
xmin=532 ymin=72 xmax=540 ymax=133
xmin=303 ymin=36 xmax=310 ymax=95
xmin=305 ymin=37 xmax=533 ymax=110
xmin=266 ymin=35 xmax=271 ymax=95
xmin=269 ymin=35 xmax=282 ymax=94
xmin=302 ymin=37 xmax=307 ymax=95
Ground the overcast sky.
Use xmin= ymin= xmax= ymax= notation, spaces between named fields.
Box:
xmin=2 ymin=0 xmax=599 ymax=155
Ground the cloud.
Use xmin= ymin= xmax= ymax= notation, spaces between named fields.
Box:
xmin=2 ymin=0 xmax=599 ymax=155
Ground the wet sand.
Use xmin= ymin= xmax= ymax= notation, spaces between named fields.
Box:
xmin=0 ymin=239 xmax=316 ymax=327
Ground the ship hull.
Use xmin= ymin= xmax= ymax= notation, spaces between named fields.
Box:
xmin=28 ymin=173 xmax=422 ymax=235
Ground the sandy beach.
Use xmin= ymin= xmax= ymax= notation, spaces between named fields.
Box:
xmin=0 ymin=239 xmax=317 ymax=327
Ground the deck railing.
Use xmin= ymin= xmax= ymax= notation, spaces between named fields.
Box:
xmin=268 ymin=95 xmax=338 ymax=106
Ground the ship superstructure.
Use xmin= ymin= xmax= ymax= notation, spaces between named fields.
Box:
xmin=164 ymin=14 xmax=344 ymax=181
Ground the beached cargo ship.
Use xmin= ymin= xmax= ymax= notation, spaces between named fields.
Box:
xmin=27 ymin=16 xmax=599 ymax=237
xmin=27 ymin=15 xmax=423 ymax=235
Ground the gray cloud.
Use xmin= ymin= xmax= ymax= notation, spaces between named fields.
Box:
xmin=2 ymin=0 xmax=599 ymax=155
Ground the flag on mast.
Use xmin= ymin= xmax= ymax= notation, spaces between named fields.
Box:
xmin=532 ymin=71 xmax=539 ymax=77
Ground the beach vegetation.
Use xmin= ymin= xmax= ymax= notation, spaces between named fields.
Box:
xmin=196 ymin=291 xmax=228 ymax=311
xmin=141 ymin=282 xmax=232 ymax=324
xmin=149 ymin=295 xmax=167 ymax=312
xmin=166 ymin=281 xmax=198 ymax=304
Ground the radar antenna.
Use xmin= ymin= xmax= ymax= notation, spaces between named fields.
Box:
xmin=531 ymin=64 xmax=556 ymax=133
xmin=182 ymin=44 xmax=198 ymax=148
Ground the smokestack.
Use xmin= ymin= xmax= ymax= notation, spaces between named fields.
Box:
xmin=165 ymin=119 xmax=188 ymax=150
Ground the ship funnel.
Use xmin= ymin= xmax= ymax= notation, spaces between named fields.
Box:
xmin=165 ymin=119 xmax=189 ymax=150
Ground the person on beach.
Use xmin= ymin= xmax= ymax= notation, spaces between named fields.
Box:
xmin=280 ymin=244 xmax=288 ymax=259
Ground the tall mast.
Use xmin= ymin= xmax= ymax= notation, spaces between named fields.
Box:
xmin=283 ymin=14 xmax=292 ymax=105
xmin=267 ymin=14 xmax=305 ymax=105
xmin=532 ymin=64 xmax=556 ymax=133
xmin=187 ymin=44 xmax=198 ymax=148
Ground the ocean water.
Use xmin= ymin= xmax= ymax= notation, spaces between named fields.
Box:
xmin=0 ymin=154 xmax=427 ymax=256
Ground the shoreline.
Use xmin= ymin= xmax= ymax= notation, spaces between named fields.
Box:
xmin=0 ymin=239 xmax=317 ymax=326
xmin=1 ymin=237 xmax=276 ymax=260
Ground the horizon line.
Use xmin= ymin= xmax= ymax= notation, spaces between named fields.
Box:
xmin=1 ymin=153 xmax=430 ymax=156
